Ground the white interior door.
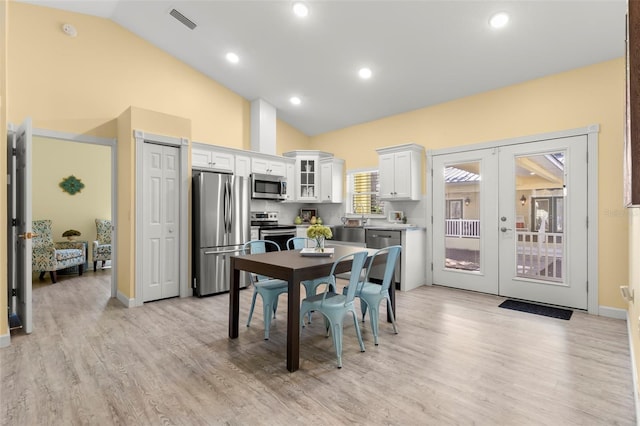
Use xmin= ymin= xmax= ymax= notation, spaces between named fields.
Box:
xmin=432 ymin=148 xmax=499 ymax=294
xmin=498 ymin=136 xmax=588 ymax=309
xmin=11 ymin=119 xmax=33 ymax=333
xmin=143 ymin=143 xmax=180 ymax=302
xmin=432 ymin=136 xmax=589 ymax=309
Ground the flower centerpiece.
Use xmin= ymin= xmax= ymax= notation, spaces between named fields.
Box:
xmin=62 ymin=229 xmax=81 ymax=241
xmin=307 ymin=224 xmax=332 ymax=252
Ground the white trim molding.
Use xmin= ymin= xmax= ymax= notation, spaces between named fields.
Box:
xmin=625 ymin=312 xmax=640 ymax=426
xmin=0 ymin=332 xmax=10 ymax=348
xmin=134 ymin=130 xmax=190 ymax=307
xmin=598 ymin=305 xmax=628 ymax=320
xmin=117 ymin=291 xmax=135 ymax=308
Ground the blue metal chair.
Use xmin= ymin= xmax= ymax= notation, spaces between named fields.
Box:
xmin=343 ymin=245 xmax=401 ymax=345
xmin=286 ymin=236 xmax=313 ymax=250
xmin=243 ymin=240 xmax=289 ymax=340
xmin=300 ymin=251 xmax=368 ymax=368
xmin=287 ymin=236 xmax=331 ymax=324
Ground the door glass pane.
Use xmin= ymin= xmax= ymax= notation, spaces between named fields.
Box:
xmin=444 ymin=162 xmax=480 ymax=271
xmin=515 ymin=152 xmax=565 ymax=282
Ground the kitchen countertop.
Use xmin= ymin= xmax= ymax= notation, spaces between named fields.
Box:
xmin=363 ymin=224 xmax=423 ymax=231
xmin=293 ymin=223 xmax=424 ymax=231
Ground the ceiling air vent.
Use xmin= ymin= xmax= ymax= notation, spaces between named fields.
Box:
xmin=169 ymin=8 xmax=197 ymax=30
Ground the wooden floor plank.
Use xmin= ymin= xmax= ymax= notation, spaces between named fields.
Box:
xmin=1 ymin=271 xmax=635 ymax=425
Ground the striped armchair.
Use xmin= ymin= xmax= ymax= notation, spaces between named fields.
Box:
xmin=32 ymin=220 xmax=85 ymax=283
xmin=93 ymin=219 xmax=112 ymax=270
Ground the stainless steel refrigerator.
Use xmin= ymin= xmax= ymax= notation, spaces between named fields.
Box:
xmin=192 ymin=170 xmax=250 ymax=296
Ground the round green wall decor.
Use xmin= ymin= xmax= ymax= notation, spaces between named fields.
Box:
xmin=59 ymin=175 xmax=85 ymax=195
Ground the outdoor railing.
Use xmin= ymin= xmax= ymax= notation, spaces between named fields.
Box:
xmin=445 ymin=219 xmax=480 ymax=238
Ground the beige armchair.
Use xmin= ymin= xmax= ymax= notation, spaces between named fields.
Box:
xmin=32 ymin=220 xmax=85 ymax=283
xmin=93 ymin=219 xmax=112 ymax=270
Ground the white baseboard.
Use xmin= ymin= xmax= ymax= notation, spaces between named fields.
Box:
xmin=117 ymin=290 xmax=135 ymax=308
xmin=625 ymin=312 xmax=640 ymax=426
xmin=599 ymin=305 xmax=628 ymax=320
xmin=0 ymin=332 xmax=10 ymax=348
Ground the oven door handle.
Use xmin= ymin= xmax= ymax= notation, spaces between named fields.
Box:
xmin=260 ymin=230 xmax=296 ymax=237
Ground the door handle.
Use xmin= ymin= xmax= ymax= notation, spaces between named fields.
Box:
xmin=500 ymin=227 xmax=512 ymax=232
xmin=18 ymin=232 xmax=37 ymax=239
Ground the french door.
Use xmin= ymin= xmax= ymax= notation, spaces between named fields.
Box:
xmin=432 ymin=135 xmax=588 ymax=309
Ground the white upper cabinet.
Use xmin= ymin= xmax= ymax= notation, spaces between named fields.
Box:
xmin=192 ymin=146 xmax=234 ymax=172
xmin=283 ymin=160 xmax=296 ymax=202
xmin=283 ymin=150 xmax=344 ymax=203
xmin=320 ymin=158 xmax=344 ymax=203
xmin=235 ymin=154 xmax=251 ymax=179
xmin=377 ymin=143 xmax=424 ymax=200
xmin=251 ymin=156 xmax=286 ymax=176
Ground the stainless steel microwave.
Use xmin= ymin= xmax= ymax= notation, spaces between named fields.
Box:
xmin=251 ymin=173 xmax=287 ymax=201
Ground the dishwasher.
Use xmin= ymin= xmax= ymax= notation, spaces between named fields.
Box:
xmin=365 ymin=229 xmax=402 ymax=288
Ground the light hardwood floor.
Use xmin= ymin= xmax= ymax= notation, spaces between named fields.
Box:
xmin=1 ymin=271 xmax=635 ymax=425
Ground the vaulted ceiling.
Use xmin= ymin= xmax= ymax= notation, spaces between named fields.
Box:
xmin=19 ymin=0 xmax=626 ymax=136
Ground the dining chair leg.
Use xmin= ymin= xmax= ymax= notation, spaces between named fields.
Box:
xmin=351 ymin=309 xmax=366 ymax=353
xmin=247 ymin=291 xmax=258 ymax=327
xmin=368 ymin=300 xmax=381 ymax=346
xmin=263 ymin=299 xmax=273 ymax=340
xmin=360 ymin=299 xmax=369 ymax=323
xmin=386 ymin=296 xmax=399 ymax=334
xmin=328 ymin=319 xmax=344 ymax=368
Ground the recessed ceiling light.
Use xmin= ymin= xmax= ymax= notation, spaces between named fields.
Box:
xmin=358 ymin=68 xmax=373 ymax=79
xmin=290 ymin=96 xmax=302 ymax=105
xmin=225 ymin=52 xmax=239 ymax=64
xmin=292 ymin=2 xmax=309 ymax=18
xmin=489 ymin=12 xmax=509 ymax=29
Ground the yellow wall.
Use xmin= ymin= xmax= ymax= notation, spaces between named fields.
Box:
xmin=276 ymin=120 xmax=311 ymax=155
xmin=116 ymin=108 xmax=133 ymax=298
xmin=7 ymin=2 xmax=248 ymax=145
xmin=311 ymin=58 xmax=627 ymax=310
xmin=1 ymin=0 xmax=8 ymax=340
xmin=32 ymin=136 xmax=111 ymax=262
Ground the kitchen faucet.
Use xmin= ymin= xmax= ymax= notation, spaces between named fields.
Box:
xmin=356 ymin=203 xmax=368 ymax=225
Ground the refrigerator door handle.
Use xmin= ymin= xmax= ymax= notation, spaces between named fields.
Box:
xmin=228 ymin=180 xmax=234 ymax=234
xmin=204 ymin=248 xmax=244 ymax=255
xmin=226 ymin=179 xmax=232 ymax=233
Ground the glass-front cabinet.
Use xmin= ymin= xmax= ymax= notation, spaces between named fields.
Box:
xmin=298 ymin=156 xmax=318 ymax=201
xmin=283 ymin=150 xmax=339 ymax=203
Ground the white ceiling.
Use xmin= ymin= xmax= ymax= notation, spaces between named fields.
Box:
xmin=19 ymin=0 xmax=627 ymax=136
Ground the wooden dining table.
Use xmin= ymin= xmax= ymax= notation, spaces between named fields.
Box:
xmin=229 ymin=244 xmax=395 ymax=372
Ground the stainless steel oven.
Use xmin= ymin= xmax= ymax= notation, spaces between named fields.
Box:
xmin=259 ymin=227 xmax=296 ymax=251
xmin=251 ymin=211 xmax=296 ymax=251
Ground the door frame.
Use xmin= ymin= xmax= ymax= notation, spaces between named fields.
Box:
xmin=426 ymin=124 xmax=599 ymax=315
xmin=134 ymin=130 xmax=190 ymax=307
xmin=32 ymin=128 xmax=118 ymax=298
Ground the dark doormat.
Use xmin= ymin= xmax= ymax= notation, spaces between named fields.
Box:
xmin=499 ymin=299 xmax=573 ymax=320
